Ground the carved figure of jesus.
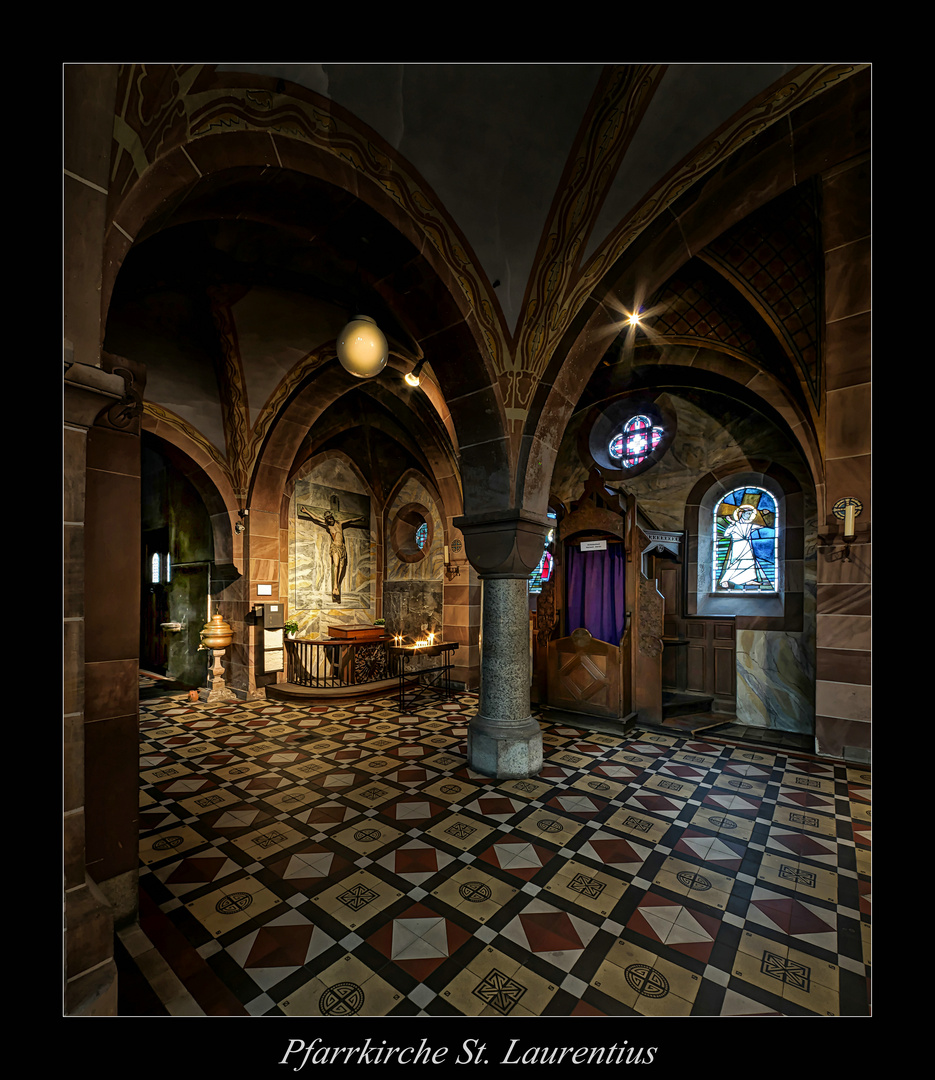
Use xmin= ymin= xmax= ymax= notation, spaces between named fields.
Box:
xmin=298 ymin=506 xmax=368 ymax=603
xmin=718 ymin=504 xmax=761 ymax=588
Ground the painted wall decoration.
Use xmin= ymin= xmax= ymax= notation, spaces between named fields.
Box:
xmin=293 ymin=478 xmax=373 ymax=621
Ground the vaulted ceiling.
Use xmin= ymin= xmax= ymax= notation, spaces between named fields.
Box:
xmin=100 ymin=63 xmax=869 ymax=513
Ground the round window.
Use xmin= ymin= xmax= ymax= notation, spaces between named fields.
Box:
xmin=390 ymin=503 xmax=433 ymax=563
xmin=609 ymin=414 xmax=664 ymax=468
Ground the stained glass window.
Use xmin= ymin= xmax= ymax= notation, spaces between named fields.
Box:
xmin=609 ymin=414 xmax=664 ymax=468
xmin=713 ymin=487 xmax=777 ymax=592
xmin=528 ymin=550 xmax=553 ymax=594
xmin=528 ymin=511 xmax=557 ymax=594
xmin=150 ymin=552 xmax=172 ymax=583
xmin=415 ymin=521 xmax=428 ymax=549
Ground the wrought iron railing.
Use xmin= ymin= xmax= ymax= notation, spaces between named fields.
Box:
xmin=285 ymin=636 xmax=402 ymax=690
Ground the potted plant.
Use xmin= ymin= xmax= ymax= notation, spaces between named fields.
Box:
xmin=284 ymin=619 xmax=299 ymax=639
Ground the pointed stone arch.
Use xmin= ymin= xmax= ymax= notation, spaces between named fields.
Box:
xmin=517 ymin=69 xmax=870 ymax=518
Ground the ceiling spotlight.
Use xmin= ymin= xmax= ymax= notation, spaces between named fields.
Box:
xmin=627 ymin=311 xmax=642 ymax=327
xmin=336 ymin=315 xmax=388 ymax=379
xmin=405 ymin=359 xmax=426 ymax=387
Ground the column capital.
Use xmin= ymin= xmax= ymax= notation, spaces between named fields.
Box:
xmin=453 ymin=509 xmax=551 ymax=577
xmin=64 ymin=362 xmax=125 ymax=429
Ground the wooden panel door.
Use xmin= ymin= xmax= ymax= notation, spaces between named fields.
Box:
xmin=648 ymin=553 xmax=735 ymax=711
xmin=546 ymin=629 xmax=622 ymax=719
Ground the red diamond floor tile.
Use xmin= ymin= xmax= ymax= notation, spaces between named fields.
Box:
xmin=126 ymin=679 xmax=870 ymax=1019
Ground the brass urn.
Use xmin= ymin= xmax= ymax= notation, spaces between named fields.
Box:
xmin=200 ymin=609 xmax=234 ymax=651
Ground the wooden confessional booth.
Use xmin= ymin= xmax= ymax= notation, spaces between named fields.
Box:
xmin=534 ymin=471 xmax=672 ymax=729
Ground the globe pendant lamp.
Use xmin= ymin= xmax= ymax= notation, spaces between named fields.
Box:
xmin=336 ymin=314 xmax=388 ymax=379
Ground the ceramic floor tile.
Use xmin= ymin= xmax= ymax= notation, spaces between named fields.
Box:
xmin=439 ymin=945 xmax=560 ymax=1016
xmin=653 ymin=856 xmax=734 ymax=911
xmin=139 ymin=825 xmax=211 ymax=864
xmin=766 ymin=859 xmax=841 ymax=909
xmin=590 ymin=938 xmax=698 ymax=1016
xmin=688 ymin=806 xmax=756 ymax=841
xmin=310 ymin=869 xmax=404 ymax=931
xmin=603 ymin=807 xmax=671 ymax=844
xmin=376 ymin=839 xmax=455 ymax=885
xmin=185 ymin=876 xmax=284 ymax=937
xmin=510 ymin=807 xmax=586 ymax=847
xmin=367 ymin=901 xmax=473 ymax=980
xmin=500 ymin=898 xmax=600 ymax=972
xmin=330 ymin=820 xmax=405 ymax=856
xmin=128 ymin=680 xmax=870 ymax=1017
xmin=745 ymin=886 xmax=838 ymax=950
xmin=265 ymin=843 xmax=356 ymax=888
xmin=575 ymin=830 xmax=652 ymax=874
xmin=626 ymin=893 xmax=721 ymax=962
xmin=277 ymin=953 xmax=405 ymax=1016
xmin=732 ymin=930 xmax=841 ymax=1015
xmin=152 ymin=852 xmax=243 ymax=894
xmin=430 ymin=864 xmax=519 ymax=922
xmin=542 ymin=859 xmax=628 ymax=918
xmin=425 ymin=814 xmax=496 ymax=851
xmin=673 ymin=829 xmax=746 ymax=870
xmin=225 ymin=911 xmax=335 ymax=991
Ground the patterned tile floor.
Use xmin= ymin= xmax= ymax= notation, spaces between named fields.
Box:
xmin=120 ymin=675 xmax=871 ymax=1019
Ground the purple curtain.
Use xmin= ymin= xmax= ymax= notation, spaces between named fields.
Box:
xmin=566 ymin=544 xmax=626 ymax=645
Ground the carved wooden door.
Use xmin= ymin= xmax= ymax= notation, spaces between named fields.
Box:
xmin=546 ymin=627 xmax=623 ymax=719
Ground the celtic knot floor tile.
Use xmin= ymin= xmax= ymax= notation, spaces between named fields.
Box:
xmin=124 ymin=677 xmax=871 ymax=1017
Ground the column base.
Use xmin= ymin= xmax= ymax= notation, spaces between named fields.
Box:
xmin=200 ymin=649 xmax=236 ymax=702
xmin=468 ymin=713 xmax=543 ymax=779
xmin=199 ymin=684 xmax=236 ymax=703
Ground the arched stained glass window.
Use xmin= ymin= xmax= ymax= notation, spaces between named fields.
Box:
xmin=714 ymin=487 xmax=777 ymax=592
xmin=609 ymin=414 xmax=664 ymax=468
xmin=415 ymin=521 xmax=428 ymax=549
xmin=528 ymin=550 xmax=553 ymax=593
xmin=528 ymin=511 xmax=557 ymax=594
xmin=150 ymin=551 xmax=172 ymax=583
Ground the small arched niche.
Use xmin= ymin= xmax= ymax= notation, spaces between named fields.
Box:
xmin=390 ymin=502 xmax=434 ymax=564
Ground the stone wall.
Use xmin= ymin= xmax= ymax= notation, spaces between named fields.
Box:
xmin=552 ymin=390 xmax=817 ymax=732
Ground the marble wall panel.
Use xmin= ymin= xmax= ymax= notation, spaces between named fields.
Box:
xmin=735 ymin=628 xmax=814 ymax=733
xmin=383 ymin=580 xmax=443 ymax=642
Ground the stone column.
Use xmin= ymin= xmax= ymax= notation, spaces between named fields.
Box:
xmin=455 ymin=512 xmax=550 ymax=778
xmin=64 ymin=363 xmax=126 ymax=1017
xmin=815 ymin=155 xmax=871 ymax=760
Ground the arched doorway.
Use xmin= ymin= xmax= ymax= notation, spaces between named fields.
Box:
xmin=140 ymin=436 xmax=213 ymax=688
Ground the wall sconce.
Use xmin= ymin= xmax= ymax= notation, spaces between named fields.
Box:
xmin=234 ymin=507 xmax=248 ymax=534
xmin=444 ymin=545 xmax=460 ymax=579
xmin=405 ymin=359 xmax=426 ymax=387
xmin=337 ymin=315 xmax=388 ymax=378
xmin=829 ymin=497 xmax=863 ymax=562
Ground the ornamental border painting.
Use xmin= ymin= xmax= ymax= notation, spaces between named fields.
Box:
xmin=713 ymin=486 xmax=778 ymax=593
xmin=293 ymin=483 xmax=373 ymax=612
